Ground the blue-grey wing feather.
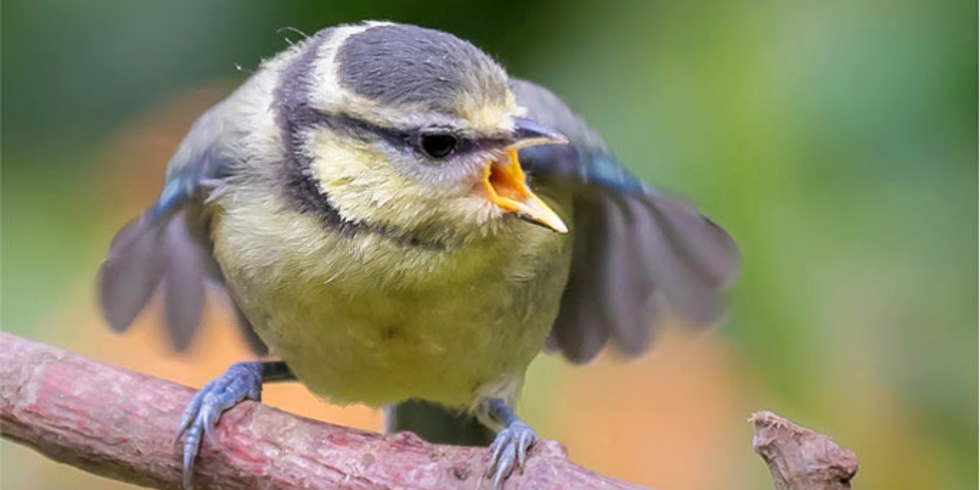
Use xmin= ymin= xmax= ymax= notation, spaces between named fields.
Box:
xmin=98 ymin=102 xmax=267 ymax=354
xmin=511 ymin=79 xmax=739 ymax=363
xmin=546 ymin=194 xmax=614 ymax=361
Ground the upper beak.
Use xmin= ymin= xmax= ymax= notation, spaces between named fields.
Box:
xmin=482 ymin=118 xmax=569 ymax=234
xmin=511 ymin=117 xmax=568 ymax=149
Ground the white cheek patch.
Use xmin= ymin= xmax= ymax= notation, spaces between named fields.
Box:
xmin=304 ymin=128 xmax=502 ymax=234
xmin=387 ymin=147 xmax=489 ymax=195
xmin=308 ymin=130 xmax=389 ymax=192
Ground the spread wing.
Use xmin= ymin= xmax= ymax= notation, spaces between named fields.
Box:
xmin=512 ymin=79 xmax=740 ymax=363
xmin=97 ymin=102 xmax=268 ymax=354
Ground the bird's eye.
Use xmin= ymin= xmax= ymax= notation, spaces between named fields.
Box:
xmin=419 ymin=132 xmax=458 ymax=159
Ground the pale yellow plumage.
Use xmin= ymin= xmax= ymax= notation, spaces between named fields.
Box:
xmin=210 ymin=187 xmax=571 ymax=408
xmin=198 ymin=30 xmax=574 ymax=409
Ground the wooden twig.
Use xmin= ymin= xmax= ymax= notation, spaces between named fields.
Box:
xmin=0 ymin=332 xmax=646 ymax=490
xmin=1 ymin=332 xmax=862 ymax=490
xmin=751 ymin=411 xmax=859 ymax=490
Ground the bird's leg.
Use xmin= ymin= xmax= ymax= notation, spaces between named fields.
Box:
xmin=485 ymin=398 xmax=539 ymax=489
xmin=175 ymin=361 xmax=294 ymax=489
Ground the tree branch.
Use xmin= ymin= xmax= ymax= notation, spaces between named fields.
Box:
xmin=751 ymin=411 xmax=859 ymax=490
xmin=2 ymin=332 xmax=861 ymax=490
xmin=0 ymin=332 xmax=646 ymax=490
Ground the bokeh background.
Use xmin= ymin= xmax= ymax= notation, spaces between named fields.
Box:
xmin=2 ymin=1 xmax=976 ymax=489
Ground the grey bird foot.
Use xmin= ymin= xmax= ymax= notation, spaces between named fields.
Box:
xmin=488 ymin=420 xmax=538 ymax=489
xmin=175 ymin=361 xmax=294 ymax=489
xmin=484 ymin=398 xmax=538 ymax=489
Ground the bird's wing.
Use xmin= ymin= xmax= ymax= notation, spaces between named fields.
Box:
xmin=98 ymin=102 xmax=268 ymax=354
xmin=511 ymin=79 xmax=740 ymax=363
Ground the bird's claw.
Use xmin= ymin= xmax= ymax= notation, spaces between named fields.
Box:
xmin=488 ymin=421 xmax=538 ymax=489
xmin=174 ymin=363 xmax=263 ymax=490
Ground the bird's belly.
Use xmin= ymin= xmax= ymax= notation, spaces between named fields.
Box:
xmin=265 ymin=285 xmax=542 ymax=407
xmin=220 ymin=227 xmax=571 ymax=408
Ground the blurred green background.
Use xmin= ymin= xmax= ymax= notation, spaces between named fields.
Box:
xmin=2 ymin=1 xmax=976 ymax=489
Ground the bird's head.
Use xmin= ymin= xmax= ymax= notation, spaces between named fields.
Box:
xmin=274 ymin=22 xmax=568 ymax=245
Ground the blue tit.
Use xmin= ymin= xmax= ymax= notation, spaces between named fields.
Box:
xmin=98 ymin=21 xmax=739 ymax=489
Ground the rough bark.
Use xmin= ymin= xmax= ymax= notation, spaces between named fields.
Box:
xmin=751 ymin=411 xmax=859 ymax=490
xmin=0 ymin=332 xmax=645 ymax=489
xmin=1 ymin=332 xmax=861 ymax=490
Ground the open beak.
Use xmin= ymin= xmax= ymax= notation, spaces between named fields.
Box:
xmin=482 ymin=118 xmax=569 ymax=234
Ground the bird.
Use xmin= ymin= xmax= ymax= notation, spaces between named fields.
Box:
xmin=98 ymin=21 xmax=739 ymax=489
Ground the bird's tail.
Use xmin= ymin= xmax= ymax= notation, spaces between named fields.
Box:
xmin=385 ymin=400 xmax=494 ymax=446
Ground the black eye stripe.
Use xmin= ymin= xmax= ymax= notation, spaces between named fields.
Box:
xmin=286 ymin=104 xmax=512 ymax=156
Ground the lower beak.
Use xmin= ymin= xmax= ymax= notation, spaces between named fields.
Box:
xmin=483 ymin=147 xmax=569 ymax=234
